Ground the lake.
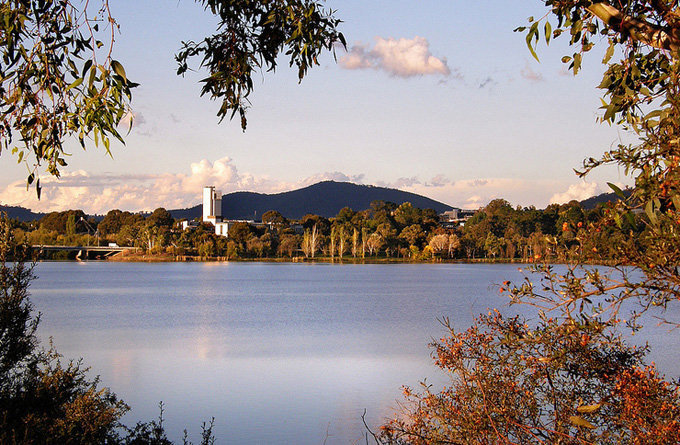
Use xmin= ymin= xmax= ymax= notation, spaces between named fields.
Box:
xmin=29 ymin=262 xmax=679 ymax=444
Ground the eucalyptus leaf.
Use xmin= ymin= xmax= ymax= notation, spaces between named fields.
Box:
xmin=569 ymin=415 xmax=595 ymax=429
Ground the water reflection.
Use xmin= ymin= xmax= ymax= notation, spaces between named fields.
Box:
xmin=29 ymin=262 xmax=679 ymax=443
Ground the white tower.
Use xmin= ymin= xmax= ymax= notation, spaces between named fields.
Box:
xmin=202 ymin=186 xmax=222 ymax=224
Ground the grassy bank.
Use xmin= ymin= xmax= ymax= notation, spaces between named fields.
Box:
xmin=106 ymin=250 xmax=616 ymax=265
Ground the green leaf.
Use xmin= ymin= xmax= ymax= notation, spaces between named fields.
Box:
xmin=645 ymin=109 xmax=663 ymax=120
xmin=526 ymin=31 xmax=539 ymax=62
xmin=645 ymin=200 xmax=658 ymax=225
xmin=82 ymin=59 xmax=92 ymax=76
xmin=66 ymin=77 xmax=83 ymax=91
xmin=624 ymin=212 xmax=636 ymax=229
xmin=111 ymin=60 xmax=127 ymax=82
xmin=544 ymin=21 xmax=552 ymax=45
xmin=573 ymin=53 xmax=582 ymax=75
xmin=88 ymin=66 xmax=97 ymax=87
xmin=671 ymin=194 xmax=680 ymax=212
xmin=607 ymin=182 xmax=625 ymax=199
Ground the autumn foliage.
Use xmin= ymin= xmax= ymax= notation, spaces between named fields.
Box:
xmin=379 ymin=312 xmax=680 ymax=444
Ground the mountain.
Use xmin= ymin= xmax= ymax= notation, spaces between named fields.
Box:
xmin=0 ymin=204 xmax=45 ymax=222
xmin=579 ymin=189 xmax=633 ymax=210
xmin=170 ymin=181 xmax=454 ymax=220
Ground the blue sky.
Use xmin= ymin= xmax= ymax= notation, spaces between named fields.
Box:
xmin=0 ymin=0 xmax=634 ymax=213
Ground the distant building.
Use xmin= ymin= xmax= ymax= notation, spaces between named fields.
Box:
xmin=180 ymin=220 xmax=199 ymax=231
xmin=440 ymin=209 xmax=460 ymax=221
xmin=439 ymin=208 xmax=476 ymax=228
xmin=200 ymin=185 xmax=272 ymax=237
xmin=203 ymin=186 xmax=223 ymax=225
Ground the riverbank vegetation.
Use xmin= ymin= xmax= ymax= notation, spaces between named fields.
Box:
xmin=6 ymin=196 xmax=649 ymax=264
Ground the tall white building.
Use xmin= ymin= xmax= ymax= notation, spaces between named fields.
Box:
xmin=196 ymin=185 xmax=271 ymax=238
xmin=202 ymin=186 xmax=222 ymax=225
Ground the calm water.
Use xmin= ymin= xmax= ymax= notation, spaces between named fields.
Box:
xmin=29 ymin=262 xmax=679 ymax=444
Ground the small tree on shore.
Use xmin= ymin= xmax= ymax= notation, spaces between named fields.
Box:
xmin=379 ymin=313 xmax=680 ymax=444
xmin=0 ymin=216 xmax=128 ymax=443
xmin=0 ymin=214 xmax=218 ymax=443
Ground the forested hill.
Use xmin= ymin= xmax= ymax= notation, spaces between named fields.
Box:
xmin=0 ymin=204 xmax=44 ymax=222
xmin=579 ymin=189 xmax=633 ymax=210
xmin=170 ymin=181 xmax=454 ymax=220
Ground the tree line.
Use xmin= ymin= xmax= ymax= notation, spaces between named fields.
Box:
xmin=5 ymin=196 xmax=645 ymax=263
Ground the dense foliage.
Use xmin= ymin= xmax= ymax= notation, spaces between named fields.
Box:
xmin=379 ymin=1 xmax=680 ymax=443
xmin=7 ymin=194 xmax=658 ymax=262
xmin=0 ymin=216 xmax=127 ymax=443
xmin=0 ymin=0 xmax=134 ymax=190
xmin=380 ymin=312 xmax=680 ymax=444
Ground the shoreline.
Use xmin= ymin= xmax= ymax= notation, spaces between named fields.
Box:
xmin=107 ymin=251 xmax=530 ymax=264
xmin=79 ymin=251 xmax=617 ymax=266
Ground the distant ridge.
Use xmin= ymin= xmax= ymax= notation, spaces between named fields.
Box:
xmin=579 ymin=189 xmax=633 ymax=210
xmin=170 ymin=181 xmax=454 ymax=220
xmin=0 ymin=204 xmax=45 ymax=222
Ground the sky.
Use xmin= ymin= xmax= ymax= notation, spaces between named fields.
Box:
xmin=0 ymin=0 xmax=636 ymax=214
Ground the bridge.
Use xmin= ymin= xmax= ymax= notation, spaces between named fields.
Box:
xmin=32 ymin=245 xmax=137 ymax=260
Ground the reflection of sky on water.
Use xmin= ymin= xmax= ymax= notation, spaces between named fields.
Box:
xmin=29 ymin=262 xmax=680 ymax=443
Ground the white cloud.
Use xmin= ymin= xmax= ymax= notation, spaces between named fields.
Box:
xmin=427 ymin=175 xmax=451 ymax=187
xmin=399 ymin=177 xmax=569 ymax=210
xmin=0 ymin=159 xmax=596 ymax=215
xmin=392 ymin=177 xmax=421 ymax=188
xmin=0 ymin=159 xmax=372 ymax=214
xmin=465 ymin=195 xmax=484 ymax=209
xmin=549 ymin=182 xmax=601 ymax=204
xmin=119 ymin=111 xmax=146 ymax=129
xmin=339 ymin=45 xmax=373 ymax=70
xmin=520 ymin=61 xmax=543 ymax=82
xmin=339 ymin=36 xmax=451 ymax=78
xmin=297 ymin=171 xmax=365 ymax=187
xmin=0 ymin=157 xmax=278 ymax=214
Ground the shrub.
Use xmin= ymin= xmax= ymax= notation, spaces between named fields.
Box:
xmin=379 ymin=312 xmax=680 ymax=444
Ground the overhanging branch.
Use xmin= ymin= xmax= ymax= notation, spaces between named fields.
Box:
xmin=587 ymin=2 xmax=680 ymax=53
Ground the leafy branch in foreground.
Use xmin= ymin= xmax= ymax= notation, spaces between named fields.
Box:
xmin=176 ymin=0 xmax=345 ymax=130
xmin=511 ymin=0 xmax=680 ymax=328
xmin=0 ymin=0 xmax=135 ymax=191
xmin=0 ymin=1 xmax=344 ymax=192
